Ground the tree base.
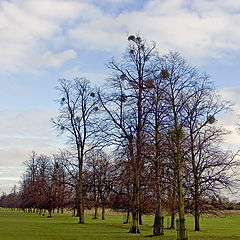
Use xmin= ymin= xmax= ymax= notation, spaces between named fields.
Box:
xmin=153 ymin=229 xmax=164 ymax=236
xmin=129 ymin=226 xmax=140 ymax=233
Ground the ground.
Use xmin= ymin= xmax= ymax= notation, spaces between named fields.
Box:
xmin=0 ymin=208 xmax=240 ymax=240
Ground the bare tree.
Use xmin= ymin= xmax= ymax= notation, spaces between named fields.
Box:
xmin=144 ymin=65 xmax=168 ymax=236
xmin=186 ymin=126 xmax=238 ymax=230
xmin=52 ymin=78 xmax=101 ymax=223
xmin=99 ymin=34 xmax=156 ymax=233
xmin=22 ymin=151 xmax=39 ymax=212
xmin=157 ymin=51 xmax=205 ymax=240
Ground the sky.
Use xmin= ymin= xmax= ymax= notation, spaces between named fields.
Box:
xmin=1 ymin=0 xmax=240 ymax=195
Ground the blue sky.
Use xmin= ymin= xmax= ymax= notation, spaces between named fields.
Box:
xmin=1 ymin=0 xmax=240 ymax=194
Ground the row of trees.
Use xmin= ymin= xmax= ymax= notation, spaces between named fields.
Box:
xmin=0 ymin=150 xmax=112 ymax=218
xmin=1 ymin=144 xmax=236 ymax=229
xmin=1 ymin=35 xmax=239 ymax=240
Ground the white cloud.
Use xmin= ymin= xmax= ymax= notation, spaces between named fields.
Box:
xmin=219 ymin=87 xmax=240 ymax=112
xmin=24 ymin=0 xmax=101 ymax=21
xmin=0 ymin=0 xmax=99 ymax=72
xmin=0 ymin=109 xmax=65 ymax=163
xmin=61 ymin=66 xmax=108 ymax=85
xmin=217 ymin=87 xmax=240 ymax=149
xmin=68 ymin=0 xmax=240 ymax=64
xmin=1 ymin=0 xmax=240 ymax=73
xmin=0 ymin=110 xmax=55 ymax=137
xmin=37 ymin=49 xmax=77 ymax=68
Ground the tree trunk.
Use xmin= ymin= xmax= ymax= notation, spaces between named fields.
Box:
xmin=76 ymin=206 xmax=80 ymax=217
xmin=170 ymin=212 xmax=175 ymax=229
xmin=129 ymin=210 xmax=140 ymax=233
xmin=93 ymin=205 xmax=98 ymax=219
xmin=139 ymin=210 xmax=143 ymax=225
xmin=129 ymin=172 xmax=140 ymax=233
xmin=126 ymin=209 xmax=130 ymax=223
xmin=102 ymin=205 xmax=105 ymax=220
xmin=48 ymin=209 xmax=52 ymax=218
xmin=153 ymin=201 xmax=164 ymax=235
xmin=129 ymin=177 xmax=140 ymax=233
xmin=172 ymin=119 xmax=187 ymax=240
xmin=78 ymin=146 xmax=84 ymax=224
xmin=61 ymin=207 xmax=64 ymax=214
xmin=129 ymin=178 xmax=140 ymax=233
xmin=194 ymin=201 xmax=200 ymax=231
xmin=177 ymin=158 xmax=187 ymax=240
xmin=128 ymin=140 xmax=140 ymax=233
xmin=72 ymin=208 xmax=76 ymax=217
xmin=190 ymin=129 xmax=200 ymax=232
xmin=124 ymin=209 xmax=130 ymax=224
xmin=153 ymin=155 xmax=163 ymax=235
xmin=129 ymin=72 xmax=143 ymax=233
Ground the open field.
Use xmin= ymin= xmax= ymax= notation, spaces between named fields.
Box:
xmin=0 ymin=208 xmax=240 ymax=240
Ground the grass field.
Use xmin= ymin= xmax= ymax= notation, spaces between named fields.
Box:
xmin=0 ymin=208 xmax=240 ymax=240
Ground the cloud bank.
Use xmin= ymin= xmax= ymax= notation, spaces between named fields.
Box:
xmin=1 ymin=0 xmax=240 ymax=73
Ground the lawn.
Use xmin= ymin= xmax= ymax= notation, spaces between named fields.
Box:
xmin=0 ymin=208 xmax=240 ymax=240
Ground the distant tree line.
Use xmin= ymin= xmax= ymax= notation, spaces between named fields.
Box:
xmin=1 ymin=35 xmax=239 ymax=240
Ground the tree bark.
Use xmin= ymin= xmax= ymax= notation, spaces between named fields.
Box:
xmin=72 ymin=208 xmax=76 ymax=217
xmin=153 ymin=155 xmax=164 ymax=235
xmin=170 ymin=212 xmax=175 ymax=229
xmin=194 ymin=202 xmax=200 ymax=231
xmin=48 ymin=209 xmax=52 ymax=218
xmin=129 ymin=72 xmax=143 ymax=234
xmin=153 ymin=201 xmax=164 ymax=235
xmin=126 ymin=209 xmax=130 ymax=223
xmin=139 ymin=210 xmax=143 ymax=225
xmin=177 ymin=147 xmax=187 ymax=240
xmin=102 ymin=205 xmax=105 ymax=220
xmin=129 ymin=174 xmax=140 ymax=232
xmin=129 ymin=139 xmax=140 ymax=233
xmin=190 ymin=130 xmax=201 ymax=231
xmin=152 ymin=84 xmax=164 ymax=236
xmin=129 ymin=210 xmax=140 ymax=233
xmin=93 ymin=205 xmax=98 ymax=219
xmin=78 ymin=145 xmax=84 ymax=224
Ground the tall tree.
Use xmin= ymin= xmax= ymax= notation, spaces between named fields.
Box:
xmin=52 ymin=78 xmax=101 ymax=223
xmin=183 ymin=81 xmax=229 ymax=230
xmin=99 ymin=34 xmax=156 ymax=233
xmin=145 ymin=65 xmax=168 ymax=236
xmin=158 ymin=51 xmax=204 ymax=240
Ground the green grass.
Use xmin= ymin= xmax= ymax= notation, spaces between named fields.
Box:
xmin=0 ymin=208 xmax=240 ymax=240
